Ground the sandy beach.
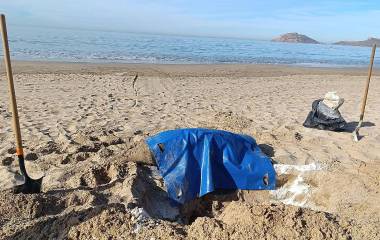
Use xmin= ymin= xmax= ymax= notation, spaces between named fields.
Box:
xmin=0 ymin=62 xmax=379 ymax=239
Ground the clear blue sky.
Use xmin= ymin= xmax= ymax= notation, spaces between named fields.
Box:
xmin=1 ymin=0 xmax=380 ymax=42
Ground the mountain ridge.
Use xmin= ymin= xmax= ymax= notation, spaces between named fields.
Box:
xmin=272 ymin=33 xmax=319 ymax=44
xmin=334 ymin=37 xmax=380 ymax=47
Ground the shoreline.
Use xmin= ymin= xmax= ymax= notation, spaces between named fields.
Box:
xmin=1 ymin=60 xmax=378 ymax=76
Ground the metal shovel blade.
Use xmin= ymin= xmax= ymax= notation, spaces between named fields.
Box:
xmin=14 ymin=177 xmax=43 ymax=194
xmin=352 ymin=120 xmax=362 ymax=142
xmin=13 ymin=155 xmax=43 ymax=194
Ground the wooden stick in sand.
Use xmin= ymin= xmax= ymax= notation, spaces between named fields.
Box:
xmin=352 ymin=44 xmax=376 ymax=142
xmin=0 ymin=14 xmax=43 ymax=193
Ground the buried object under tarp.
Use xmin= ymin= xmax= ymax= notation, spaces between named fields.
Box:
xmin=146 ymin=128 xmax=276 ymax=204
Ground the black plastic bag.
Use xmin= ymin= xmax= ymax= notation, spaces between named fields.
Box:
xmin=303 ymin=99 xmax=346 ymax=131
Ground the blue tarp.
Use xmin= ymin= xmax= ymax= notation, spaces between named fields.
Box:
xmin=146 ymin=128 xmax=276 ymax=204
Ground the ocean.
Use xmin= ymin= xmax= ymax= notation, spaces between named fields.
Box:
xmin=5 ymin=26 xmax=379 ymax=67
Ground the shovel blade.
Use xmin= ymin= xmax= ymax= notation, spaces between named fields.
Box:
xmin=14 ymin=154 xmax=43 ymax=194
xmin=352 ymin=120 xmax=362 ymax=142
xmin=13 ymin=176 xmax=43 ymax=194
xmin=352 ymin=130 xmax=359 ymax=142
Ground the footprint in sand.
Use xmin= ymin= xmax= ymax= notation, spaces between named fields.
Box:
xmin=79 ymin=165 xmax=118 ymax=187
xmin=25 ymin=152 xmax=38 ymax=161
xmin=2 ymin=157 xmax=13 ymax=166
xmin=61 ymin=152 xmax=90 ymax=165
xmin=7 ymin=147 xmax=16 ymax=154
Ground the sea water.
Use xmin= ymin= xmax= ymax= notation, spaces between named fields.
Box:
xmin=5 ymin=26 xmax=379 ymax=67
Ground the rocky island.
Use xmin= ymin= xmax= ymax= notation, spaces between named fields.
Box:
xmin=272 ymin=32 xmax=319 ymax=44
xmin=334 ymin=37 xmax=380 ymax=47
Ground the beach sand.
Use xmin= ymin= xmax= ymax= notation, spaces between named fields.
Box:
xmin=0 ymin=62 xmax=379 ymax=239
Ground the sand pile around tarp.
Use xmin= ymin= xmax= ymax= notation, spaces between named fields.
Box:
xmin=0 ymin=187 xmax=355 ymax=240
xmin=0 ymin=160 xmax=180 ymax=239
xmin=65 ymin=202 xmax=358 ymax=240
xmin=188 ymin=202 xmax=352 ymax=240
xmin=0 ymin=158 xmax=370 ymax=240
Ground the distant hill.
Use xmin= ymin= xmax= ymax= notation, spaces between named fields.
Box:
xmin=272 ymin=33 xmax=319 ymax=44
xmin=334 ymin=38 xmax=380 ymax=47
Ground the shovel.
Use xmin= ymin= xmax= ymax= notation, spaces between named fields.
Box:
xmin=353 ymin=44 xmax=376 ymax=142
xmin=1 ymin=14 xmax=43 ymax=193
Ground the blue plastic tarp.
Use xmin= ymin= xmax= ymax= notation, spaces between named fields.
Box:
xmin=146 ymin=128 xmax=276 ymax=204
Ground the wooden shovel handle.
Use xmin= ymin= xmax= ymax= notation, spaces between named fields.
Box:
xmin=360 ymin=44 xmax=376 ymax=121
xmin=0 ymin=14 xmax=24 ymax=156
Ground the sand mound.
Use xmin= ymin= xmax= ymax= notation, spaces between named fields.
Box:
xmin=67 ymin=205 xmax=184 ymax=240
xmin=189 ymin=202 xmax=351 ymax=240
xmin=210 ymin=111 xmax=253 ymax=132
xmin=0 ymin=158 xmax=362 ymax=240
xmin=0 ymin=188 xmax=355 ymax=240
xmin=0 ymin=158 xmax=366 ymax=240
